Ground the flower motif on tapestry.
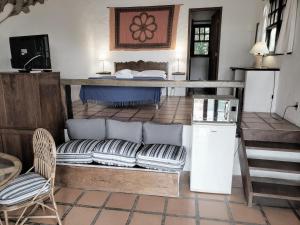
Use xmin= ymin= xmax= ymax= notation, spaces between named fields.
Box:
xmin=129 ymin=12 xmax=158 ymax=43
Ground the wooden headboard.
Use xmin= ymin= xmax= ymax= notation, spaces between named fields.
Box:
xmin=115 ymin=60 xmax=168 ymax=74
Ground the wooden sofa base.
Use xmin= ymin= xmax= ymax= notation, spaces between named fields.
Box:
xmin=55 ymin=164 xmax=180 ymax=197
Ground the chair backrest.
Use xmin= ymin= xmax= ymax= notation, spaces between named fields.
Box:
xmin=32 ymin=128 xmax=57 ymax=185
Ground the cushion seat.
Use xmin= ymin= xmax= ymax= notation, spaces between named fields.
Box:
xmin=57 ymin=139 xmax=103 ymax=164
xmin=92 ymin=139 xmax=141 ymax=167
xmin=136 ymin=144 xmax=186 ymax=171
xmin=0 ymin=173 xmax=50 ymax=206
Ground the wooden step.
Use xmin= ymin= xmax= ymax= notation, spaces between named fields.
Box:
xmin=245 ymin=140 xmax=300 ymax=153
xmin=248 ymin=159 xmax=300 ymax=174
xmin=251 ymin=176 xmax=300 ymax=186
xmin=251 ymin=177 xmax=300 ymax=201
xmin=243 ymin=129 xmax=300 ymax=144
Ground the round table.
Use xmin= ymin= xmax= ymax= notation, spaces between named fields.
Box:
xmin=0 ymin=153 xmax=22 ymax=187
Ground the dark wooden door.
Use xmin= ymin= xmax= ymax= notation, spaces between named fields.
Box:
xmin=208 ymin=10 xmax=222 ymax=93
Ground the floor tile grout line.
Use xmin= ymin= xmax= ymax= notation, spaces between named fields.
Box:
xmin=27 ymin=200 xmax=271 ymax=225
xmin=288 ymin=200 xmax=300 ymax=221
xmin=95 ymin=207 xmax=260 ymax=224
xmin=62 ymin=190 xmax=86 ymax=220
xmin=195 ymin=197 xmax=200 ymax=225
xmin=254 ymin=112 xmax=277 ymax=130
xmin=53 ymin=185 xmax=299 ymax=225
xmin=161 ymin=197 xmax=168 ymax=225
xmin=89 ymin=192 xmax=112 ymax=225
xmin=125 ymin=195 xmax=140 ymax=225
xmin=258 ymin=204 xmax=271 ymax=225
xmin=224 ymin=195 xmax=236 ymax=225
xmin=129 ymin=107 xmax=142 ymax=120
xmin=171 ymin=97 xmax=181 ymax=123
xmin=54 ymin=188 xmax=86 ymax=221
xmin=55 ymin=187 xmax=251 ymax=205
xmin=73 ymin=197 xmax=296 ymax=212
xmin=73 ymin=97 xmax=194 ymax=124
xmin=87 ymin=111 xmax=103 ymax=119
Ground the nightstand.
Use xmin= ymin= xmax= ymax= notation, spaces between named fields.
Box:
xmin=231 ymin=67 xmax=280 ymax=112
xmin=96 ymin=71 xmax=112 ymax=75
xmin=169 ymin=72 xmax=186 ymax=96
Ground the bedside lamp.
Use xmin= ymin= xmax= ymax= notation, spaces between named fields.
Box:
xmin=97 ymin=59 xmax=111 ymax=75
xmin=250 ymin=42 xmax=269 ymax=68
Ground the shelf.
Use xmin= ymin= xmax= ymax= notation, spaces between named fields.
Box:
xmin=230 ymin=67 xmax=280 ymax=71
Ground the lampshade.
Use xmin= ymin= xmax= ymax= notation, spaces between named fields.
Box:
xmin=250 ymin=42 xmax=269 ymax=55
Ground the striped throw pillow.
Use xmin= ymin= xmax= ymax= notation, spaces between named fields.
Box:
xmin=93 ymin=139 xmax=141 ymax=167
xmin=136 ymin=144 xmax=186 ymax=171
xmin=57 ymin=139 xmax=103 ymax=164
xmin=0 ymin=173 xmax=50 ymax=205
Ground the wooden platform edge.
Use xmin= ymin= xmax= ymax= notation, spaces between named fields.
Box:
xmin=238 ymin=134 xmax=254 ymax=206
xmin=55 ymin=164 xmax=180 ymax=197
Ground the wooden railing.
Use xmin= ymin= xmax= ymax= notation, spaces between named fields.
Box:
xmin=60 ymin=79 xmax=245 ymax=129
xmin=60 ymin=79 xmax=245 ymax=88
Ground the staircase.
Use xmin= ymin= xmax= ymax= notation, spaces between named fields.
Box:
xmin=239 ymin=126 xmax=300 ymax=207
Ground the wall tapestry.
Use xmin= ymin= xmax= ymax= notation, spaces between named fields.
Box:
xmin=110 ymin=5 xmax=181 ymax=50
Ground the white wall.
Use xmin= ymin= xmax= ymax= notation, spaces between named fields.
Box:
xmin=274 ymin=7 xmax=300 ymax=127
xmin=262 ymin=1 xmax=300 ymax=127
xmin=0 ymin=0 xmax=261 ymax=84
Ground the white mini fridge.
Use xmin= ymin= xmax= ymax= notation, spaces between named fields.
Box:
xmin=190 ymin=96 xmax=238 ymax=194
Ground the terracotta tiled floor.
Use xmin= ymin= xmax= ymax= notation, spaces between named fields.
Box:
xmin=73 ymin=96 xmax=300 ymax=130
xmin=72 ymin=96 xmax=193 ymax=125
xmin=9 ymin=174 xmax=299 ymax=225
xmin=47 ymin=98 xmax=300 ymax=225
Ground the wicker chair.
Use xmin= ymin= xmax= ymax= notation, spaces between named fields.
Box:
xmin=0 ymin=128 xmax=62 ymax=225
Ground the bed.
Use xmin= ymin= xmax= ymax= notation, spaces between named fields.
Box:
xmin=79 ymin=61 xmax=168 ymax=107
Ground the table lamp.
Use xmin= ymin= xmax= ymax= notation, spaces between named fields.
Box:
xmin=250 ymin=41 xmax=269 ymax=68
xmin=97 ymin=59 xmax=111 ymax=75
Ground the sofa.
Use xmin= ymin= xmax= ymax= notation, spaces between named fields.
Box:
xmin=56 ymin=119 xmax=187 ymax=172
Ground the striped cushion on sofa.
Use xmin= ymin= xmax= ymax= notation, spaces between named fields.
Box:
xmin=136 ymin=144 xmax=186 ymax=171
xmin=93 ymin=139 xmax=141 ymax=167
xmin=57 ymin=139 xmax=103 ymax=164
xmin=0 ymin=173 xmax=50 ymax=205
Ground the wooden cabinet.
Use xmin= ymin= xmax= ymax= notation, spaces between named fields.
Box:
xmin=0 ymin=72 xmax=64 ymax=170
xmin=169 ymin=72 xmax=186 ymax=96
xmin=243 ymin=71 xmax=279 ymax=113
xmin=231 ymin=67 xmax=280 ymax=113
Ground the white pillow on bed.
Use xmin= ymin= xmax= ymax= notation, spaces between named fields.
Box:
xmin=115 ymin=69 xmax=133 ymax=76
xmin=137 ymin=70 xmax=166 ymax=79
xmin=131 ymin=70 xmax=139 ymax=76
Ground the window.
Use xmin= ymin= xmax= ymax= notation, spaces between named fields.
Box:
xmin=191 ymin=24 xmax=210 ymax=57
xmin=266 ymin=0 xmax=287 ymax=53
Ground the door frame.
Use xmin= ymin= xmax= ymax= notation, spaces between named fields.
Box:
xmin=186 ymin=7 xmax=223 ymax=82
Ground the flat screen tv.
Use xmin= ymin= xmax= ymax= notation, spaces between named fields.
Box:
xmin=9 ymin=34 xmax=51 ymax=71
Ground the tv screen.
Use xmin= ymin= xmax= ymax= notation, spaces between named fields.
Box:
xmin=9 ymin=34 xmax=51 ymax=70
